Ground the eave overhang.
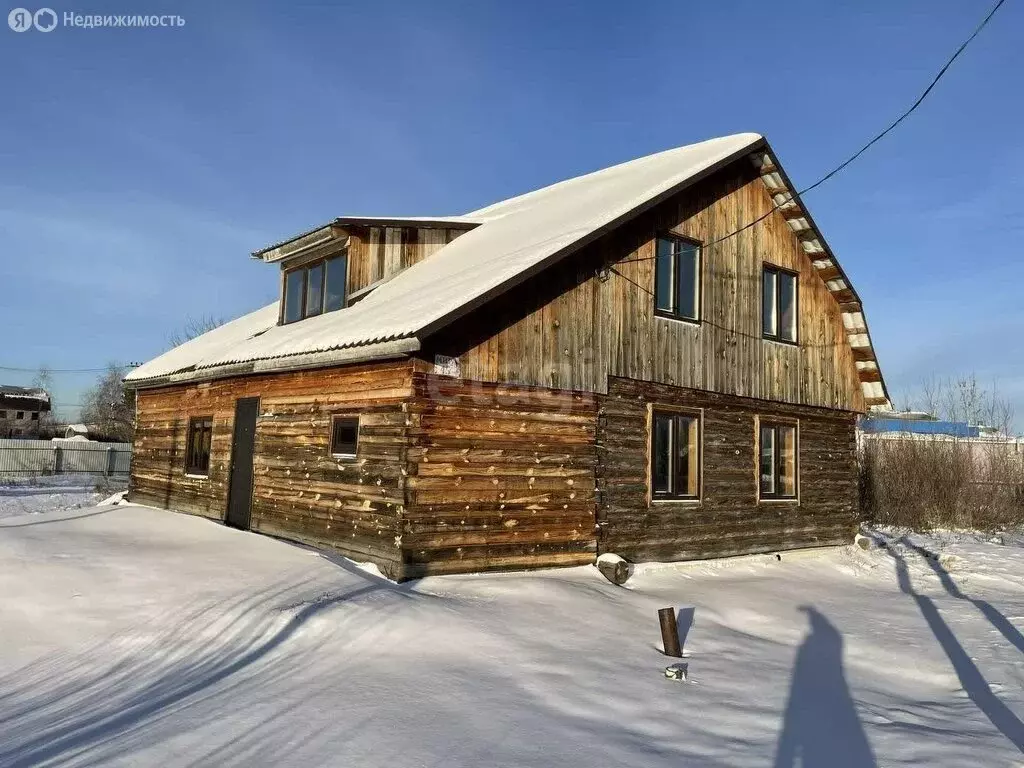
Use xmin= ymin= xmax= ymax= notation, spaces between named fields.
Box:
xmin=749 ymin=148 xmax=892 ymax=411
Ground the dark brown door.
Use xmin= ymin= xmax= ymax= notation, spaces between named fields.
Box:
xmin=226 ymin=396 xmax=259 ymax=530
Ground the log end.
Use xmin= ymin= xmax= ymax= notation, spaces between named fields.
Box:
xmin=596 ymin=553 xmax=632 ymax=585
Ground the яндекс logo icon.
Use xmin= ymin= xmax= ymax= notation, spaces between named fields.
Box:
xmin=8 ymin=7 xmax=32 ymax=30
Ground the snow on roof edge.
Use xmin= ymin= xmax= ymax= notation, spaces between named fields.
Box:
xmin=251 ymin=216 xmax=483 ymax=259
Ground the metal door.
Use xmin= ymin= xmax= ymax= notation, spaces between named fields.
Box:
xmin=226 ymin=397 xmax=259 ymax=530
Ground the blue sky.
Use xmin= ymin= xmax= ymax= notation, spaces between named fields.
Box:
xmin=1 ymin=0 xmax=1021 ymax=428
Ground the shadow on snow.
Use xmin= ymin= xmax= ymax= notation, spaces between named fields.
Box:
xmin=872 ymin=532 xmax=1024 ymax=753
xmin=773 ymin=606 xmax=877 ymax=768
xmin=0 ymin=565 xmax=399 ymax=768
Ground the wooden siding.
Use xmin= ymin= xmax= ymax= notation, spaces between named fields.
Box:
xmin=426 ymin=162 xmax=865 ymax=412
xmin=129 ymin=362 xmax=415 ymax=578
xmin=597 ymin=376 xmax=859 ymax=562
xmin=402 ymin=372 xmax=598 ymax=577
xmin=345 ymin=225 xmax=467 ymax=295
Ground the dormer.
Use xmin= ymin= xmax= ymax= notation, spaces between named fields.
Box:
xmin=251 ymin=217 xmax=480 ymax=326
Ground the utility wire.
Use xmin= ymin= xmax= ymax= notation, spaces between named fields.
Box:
xmin=613 ymin=0 xmax=1006 ymax=267
xmin=1 ymin=4 xmax=1006 ymax=379
xmin=606 ymin=266 xmax=849 ymax=349
xmin=0 ymin=364 xmax=141 ymax=373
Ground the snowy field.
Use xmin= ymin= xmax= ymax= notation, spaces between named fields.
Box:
xmin=0 ymin=476 xmax=123 ymax=519
xmin=2 ymin=498 xmax=1024 ymax=767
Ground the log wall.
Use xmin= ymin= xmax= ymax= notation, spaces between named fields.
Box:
xmin=129 ymin=362 xmax=859 ymax=577
xmin=597 ymin=376 xmax=859 ymax=562
xmin=129 ymin=361 xmax=415 ymax=578
xmin=401 ymin=372 xmax=598 ymax=577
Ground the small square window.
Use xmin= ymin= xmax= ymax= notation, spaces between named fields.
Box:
xmin=31 ymin=412 xmax=39 ymax=420
xmin=15 ymin=411 xmax=25 ymax=420
xmin=330 ymin=415 xmax=359 ymax=457
xmin=759 ymin=421 xmax=798 ymax=499
xmin=650 ymin=409 xmax=701 ymax=500
xmin=185 ymin=416 xmax=214 ymax=476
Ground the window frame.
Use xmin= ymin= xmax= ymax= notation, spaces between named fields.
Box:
xmin=184 ymin=415 xmax=214 ymax=477
xmin=757 ymin=418 xmax=799 ymax=501
xmin=762 ymin=263 xmax=799 ymax=345
xmin=649 ymin=406 xmax=702 ymax=502
xmin=329 ymin=414 xmax=360 ymax=458
xmin=653 ymin=234 xmax=703 ymax=324
xmin=281 ymin=249 xmax=349 ymax=326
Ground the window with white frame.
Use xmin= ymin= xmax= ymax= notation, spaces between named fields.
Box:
xmin=759 ymin=421 xmax=798 ymax=499
xmin=651 ymin=410 xmax=701 ymax=500
xmin=762 ymin=265 xmax=798 ymax=343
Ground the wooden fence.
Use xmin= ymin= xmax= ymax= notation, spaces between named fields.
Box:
xmin=0 ymin=439 xmax=132 ymax=478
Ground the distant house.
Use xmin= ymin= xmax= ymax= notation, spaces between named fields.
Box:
xmin=125 ymin=133 xmax=891 ymax=580
xmin=64 ymin=423 xmax=91 ymax=440
xmin=0 ymin=385 xmax=51 ymax=438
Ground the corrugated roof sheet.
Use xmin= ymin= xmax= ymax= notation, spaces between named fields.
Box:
xmin=128 ymin=134 xmax=764 ymax=383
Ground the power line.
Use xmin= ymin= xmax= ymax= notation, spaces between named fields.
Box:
xmin=0 ymin=364 xmax=141 ymax=373
xmin=606 ymin=266 xmax=849 ymax=349
xmin=614 ymin=0 xmax=1006 ymax=267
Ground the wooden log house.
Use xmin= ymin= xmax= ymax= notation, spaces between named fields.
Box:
xmin=125 ymin=133 xmax=891 ymax=580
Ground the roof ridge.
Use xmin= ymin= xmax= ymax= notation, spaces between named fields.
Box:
xmin=465 ymin=133 xmax=761 ymax=219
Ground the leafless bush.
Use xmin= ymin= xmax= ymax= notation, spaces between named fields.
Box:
xmin=860 ymin=438 xmax=1024 ymax=531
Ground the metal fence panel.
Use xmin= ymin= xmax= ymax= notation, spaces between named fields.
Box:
xmin=0 ymin=439 xmax=132 ymax=478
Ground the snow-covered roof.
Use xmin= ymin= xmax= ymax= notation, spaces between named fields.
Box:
xmin=253 ymin=216 xmax=482 ymax=263
xmin=0 ymin=385 xmax=50 ymax=403
xmin=126 ymin=132 xmax=891 ymax=409
xmin=128 ymin=134 xmax=763 ymax=385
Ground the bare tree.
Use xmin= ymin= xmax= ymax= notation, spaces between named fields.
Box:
xmin=918 ymin=375 xmax=942 ymax=417
xmin=167 ymin=315 xmax=225 ymax=348
xmin=79 ymin=364 xmax=136 ymax=442
xmin=31 ymin=364 xmax=58 ymax=434
xmin=906 ymin=374 xmax=1016 ymax=436
xmin=32 ymin=364 xmax=53 ymax=393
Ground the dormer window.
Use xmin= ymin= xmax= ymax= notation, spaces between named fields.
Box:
xmin=283 ymin=251 xmax=348 ymax=324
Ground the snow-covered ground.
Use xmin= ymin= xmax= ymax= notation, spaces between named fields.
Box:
xmin=0 ymin=476 xmax=124 ymax=519
xmin=2 ymin=498 xmax=1024 ymax=767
